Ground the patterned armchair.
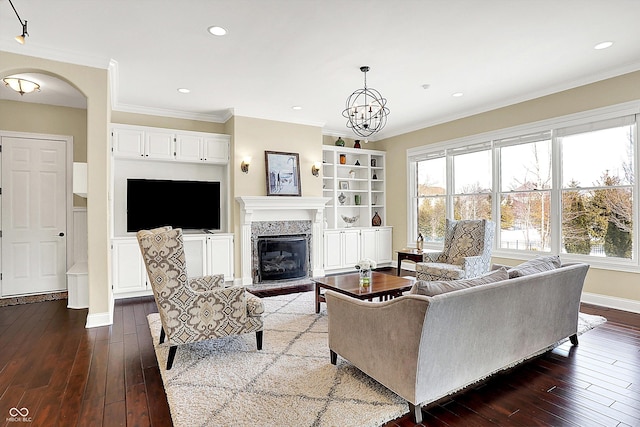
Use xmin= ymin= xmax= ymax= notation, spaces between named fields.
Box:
xmin=136 ymin=226 xmax=264 ymax=370
xmin=416 ymin=219 xmax=495 ymax=281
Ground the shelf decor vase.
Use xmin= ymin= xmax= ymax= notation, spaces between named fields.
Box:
xmin=372 ymin=211 xmax=382 ymax=226
xmin=335 ymin=137 xmax=345 ymax=147
xmin=354 ymin=140 xmax=361 ymax=149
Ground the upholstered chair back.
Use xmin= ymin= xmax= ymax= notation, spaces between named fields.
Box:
xmin=445 ymin=219 xmax=494 ymax=267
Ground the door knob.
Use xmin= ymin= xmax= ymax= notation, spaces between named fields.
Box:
xmin=58 ymin=232 xmax=65 ymax=237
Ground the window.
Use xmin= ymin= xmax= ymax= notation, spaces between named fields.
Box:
xmin=452 ymin=148 xmax=492 ymax=220
xmin=416 ymin=156 xmax=446 ymax=242
xmin=407 ymin=108 xmax=638 ymax=268
xmin=498 ymin=134 xmax=552 ymax=252
xmin=560 ymin=121 xmax=635 ymax=259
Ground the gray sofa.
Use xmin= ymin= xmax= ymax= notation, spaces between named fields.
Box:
xmin=325 ymin=262 xmax=589 ymax=423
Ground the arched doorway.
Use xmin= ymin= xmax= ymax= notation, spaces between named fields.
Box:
xmin=0 ymin=71 xmax=87 ymax=301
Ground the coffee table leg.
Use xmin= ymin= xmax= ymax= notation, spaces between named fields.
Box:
xmin=315 ymin=284 xmax=321 ymax=313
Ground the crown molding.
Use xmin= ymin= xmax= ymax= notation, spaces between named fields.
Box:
xmin=0 ymin=42 xmax=110 ymax=69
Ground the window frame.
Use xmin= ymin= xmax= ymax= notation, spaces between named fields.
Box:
xmin=406 ymin=101 xmax=640 ymax=272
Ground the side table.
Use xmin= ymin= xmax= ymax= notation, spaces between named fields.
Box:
xmin=396 ymin=249 xmax=424 ymax=276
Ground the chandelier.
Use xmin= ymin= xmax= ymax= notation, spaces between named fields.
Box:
xmin=342 ymin=66 xmax=389 ymax=137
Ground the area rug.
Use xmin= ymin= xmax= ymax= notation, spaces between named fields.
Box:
xmin=146 ymin=292 xmax=607 ymax=427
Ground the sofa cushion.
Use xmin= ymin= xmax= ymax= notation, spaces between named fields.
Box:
xmin=507 ymin=255 xmax=561 ymax=278
xmin=409 ymin=267 xmax=509 ymax=297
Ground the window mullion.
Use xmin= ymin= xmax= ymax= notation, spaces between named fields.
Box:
xmin=550 ymin=130 xmax=562 ymax=255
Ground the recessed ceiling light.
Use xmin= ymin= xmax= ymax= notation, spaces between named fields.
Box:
xmin=292 ymin=105 xmax=302 ymax=110
xmin=452 ymin=92 xmax=464 ymax=97
xmin=594 ymin=41 xmax=613 ymax=50
xmin=208 ymin=26 xmax=228 ymax=36
xmin=421 ymin=84 xmax=430 ymax=90
xmin=177 ymin=88 xmax=190 ymax=94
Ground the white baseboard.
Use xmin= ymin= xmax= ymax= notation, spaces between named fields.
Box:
xmin=85 ymin=297 xmax=114 ymax=328
xmin=582 ymin=292 xmax=640 ymax=314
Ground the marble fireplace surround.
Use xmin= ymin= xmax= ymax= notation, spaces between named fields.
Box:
xmin=236 ymin=196 xmax=330 ymax=285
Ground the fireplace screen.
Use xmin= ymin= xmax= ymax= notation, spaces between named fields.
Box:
xmin=257 ymin=236 xmax=308 ymax=282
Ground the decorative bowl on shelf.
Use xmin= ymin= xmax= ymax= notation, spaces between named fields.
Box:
xmin=341 ymin=215 xmax=359 ymax=227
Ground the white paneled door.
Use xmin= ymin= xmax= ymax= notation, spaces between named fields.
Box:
xmin=1 ymin=136 xmax=67 ymax=296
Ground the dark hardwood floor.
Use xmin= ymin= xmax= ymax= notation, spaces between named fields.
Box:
xmin=0 ymin=273 xmax=638 ymax=426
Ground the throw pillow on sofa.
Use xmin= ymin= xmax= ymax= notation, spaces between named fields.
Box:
xmin=409 ymin=267 xmax=509 ymax=297
xmin=507 ymin=255 xmax=561 ymax=278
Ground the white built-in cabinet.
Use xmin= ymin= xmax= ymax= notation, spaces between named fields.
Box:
xmin=112 ymin=124 xmax=229 ymax=164
xmin=360 ymin=227 xmax=393 ymax=265
xmin=174 ymin=134 xmax=229 ymax=163
xmin=112 ymin=234 xmax=234 ymax=297
xmin=110 ymin=124 xmax=233 ymax=299
xmin=324 ymin=229 xmax=361 ymax=270
xmin=322 ymin=145 xmax=392 ymax=272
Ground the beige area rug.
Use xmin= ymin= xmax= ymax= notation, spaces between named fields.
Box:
xmin=147 ymin=292 xmax=607 ymax=427
xmin=147 ymin=291 xmax=408 ymax=427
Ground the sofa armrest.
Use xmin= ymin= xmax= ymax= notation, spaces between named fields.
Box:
xmin=325 ymin=291 xmax=430 ymax=403
xmin=188 ymin=274 xmax=225 ymax=292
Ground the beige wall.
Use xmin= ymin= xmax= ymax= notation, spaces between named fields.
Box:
xmin=378 ymin=70 xmax=640 ymax=304
xmin=1 ymin=50 xmax=111 ymax=320
xmin=230 ymin=116 xmax=323 ymax=277
xmin=0 ymin=99 xmax=88 ymax=207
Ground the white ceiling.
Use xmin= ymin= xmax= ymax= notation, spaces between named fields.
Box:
xmin=2 ymin=0 xmax=640 ymax=140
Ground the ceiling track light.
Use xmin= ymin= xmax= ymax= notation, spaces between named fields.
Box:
xmin=342 ymin=66 xmax=390 ymax=138
xmin=8 ymin=0 xmax=29 ymax=44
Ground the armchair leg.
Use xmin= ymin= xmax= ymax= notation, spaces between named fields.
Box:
xmin=570 ymin=334 xmax=579 ymax=346
xmin=408 ymin=403 xmax=423 ymax=424
xmin=159 ymin=327 xmax=165 ymax=344
xmin=330 ymin=350 xmax=337 ymax=365
xmin=256 ymin=330 xmax=263 ymax=350
xmin=167 ymin=345 xmax=177 ymax=370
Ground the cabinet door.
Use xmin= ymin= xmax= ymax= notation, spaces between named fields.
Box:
xmin=202 ymin=137 xmax=229 ymax=163
xmin=207 ymin=235 xmax=234 ymax=281
xmin=112 ymin=128 xmax=144 ymax=158
xmin=360 ymin=229 xmax=378 ymax=261
xmin=376 ymin=227 xmax=393 ymax=263
xmin=342 ymin=229 xmax=361 ymax=267
xmin=145 ymin=131 xmax=175 ymax=160
xmin=112 ymin=240 xmax=146 ymax=293
xmin=175 ymin=134 xmax=203 ymax=162
xmin=183 ymin=236 xmax=207 ymax=277
xmin=324 ymin=231 xmax=343 ymax=270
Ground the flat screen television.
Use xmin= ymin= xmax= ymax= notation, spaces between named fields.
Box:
xmin=127 ymin=178 xmax=221 ymax=232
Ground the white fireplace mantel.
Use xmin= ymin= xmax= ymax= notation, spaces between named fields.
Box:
xmin=235 ymin=196 xmax=331 ymax=285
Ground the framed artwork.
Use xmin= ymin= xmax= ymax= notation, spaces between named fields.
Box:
xmin=265 ymin=151 xmax=301 ymax=196
xmin=339 ymin=181 xmax=349 ymax=190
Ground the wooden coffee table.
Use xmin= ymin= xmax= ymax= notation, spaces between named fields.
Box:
xmin=312 ymin=272 xmax=416 ymax=313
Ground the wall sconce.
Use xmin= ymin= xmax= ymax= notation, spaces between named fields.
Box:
xmin=241 ymin=157 xmax=251 ymax=174
xmin=311 ymin=162 xmax=321 ymax=177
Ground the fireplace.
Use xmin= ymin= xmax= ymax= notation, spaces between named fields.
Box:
xmin=257 ymin=236 xmax=308 ymax=282
xmin=236 ymin=196 xmax=331 ymax=285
